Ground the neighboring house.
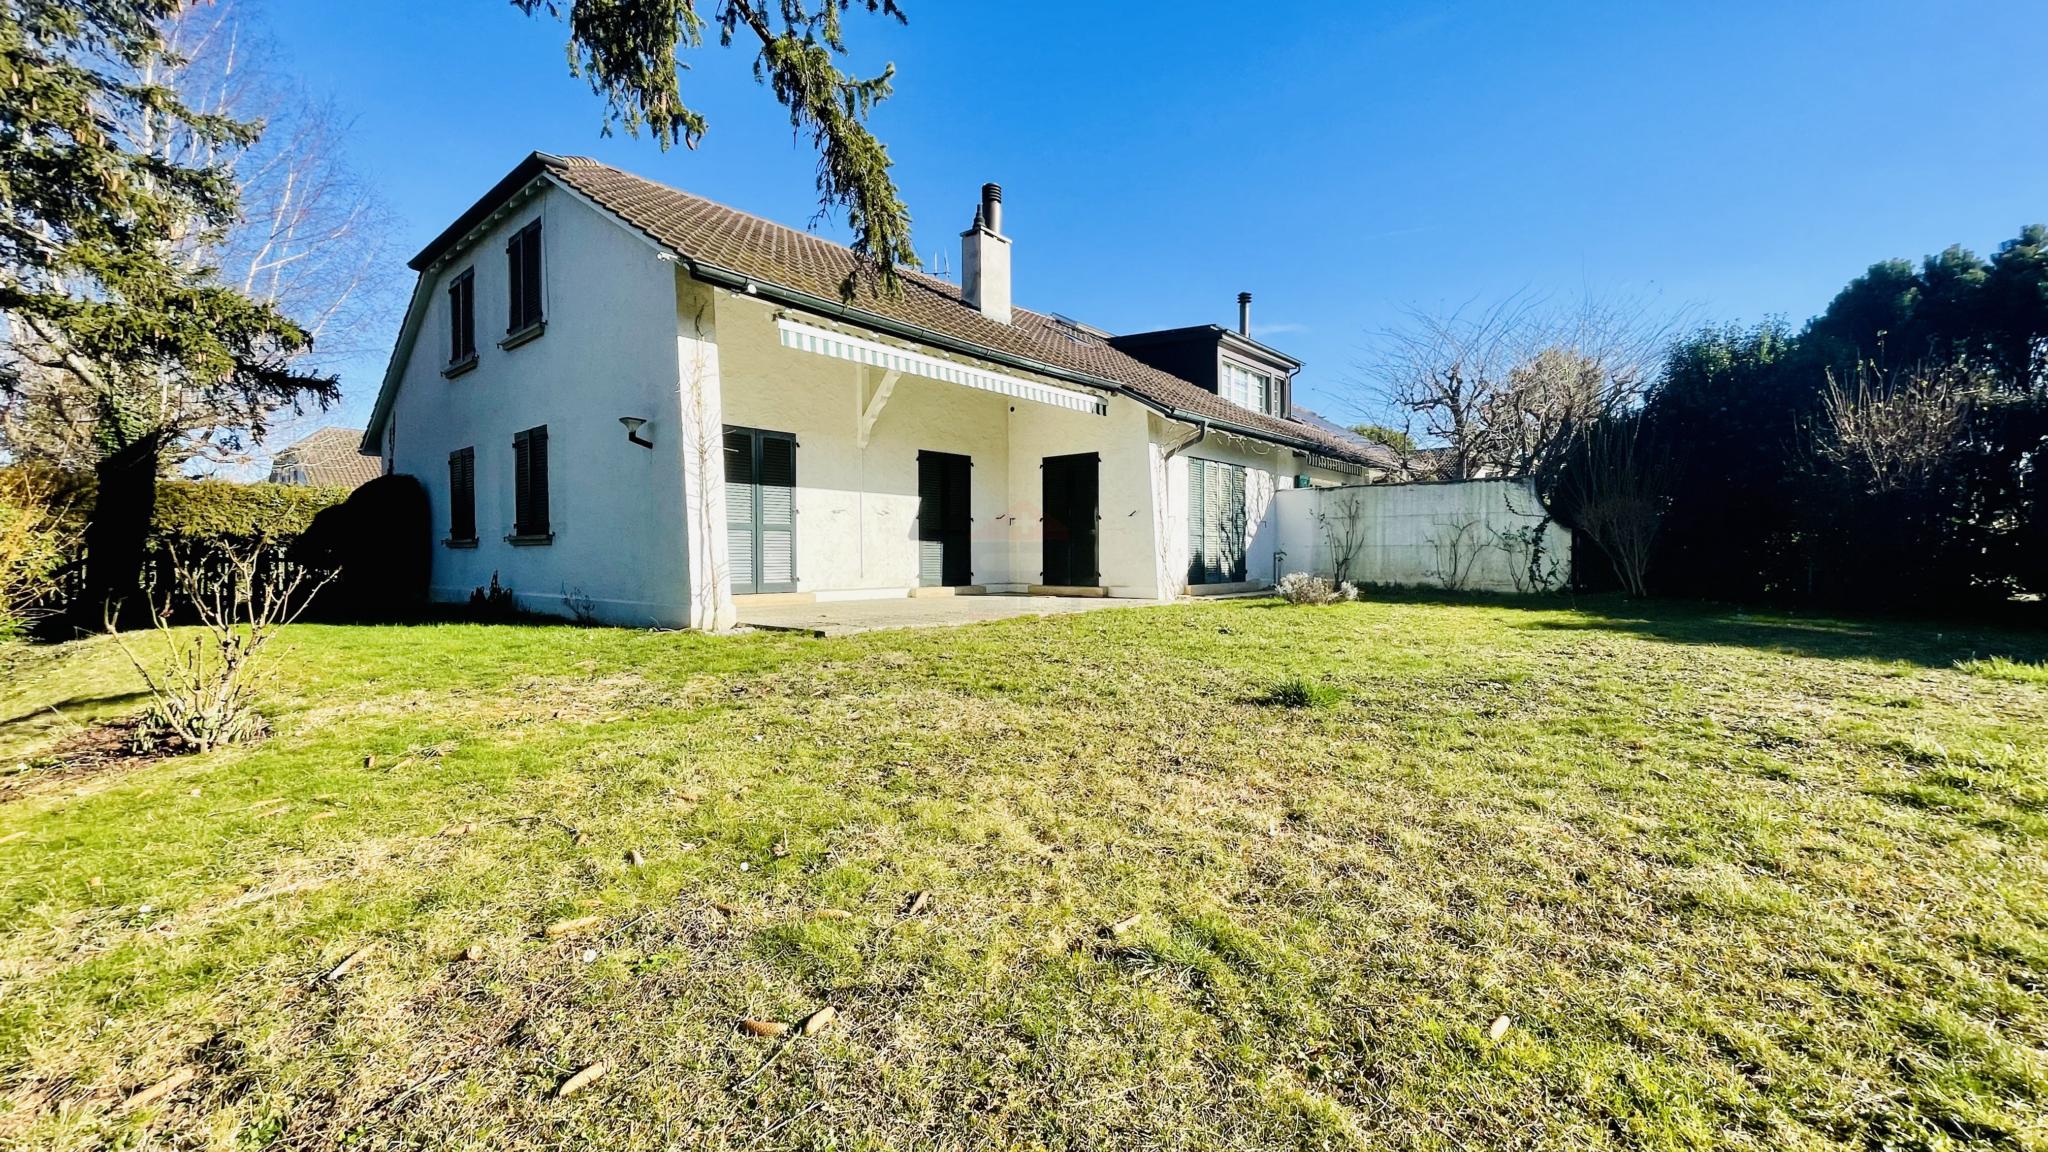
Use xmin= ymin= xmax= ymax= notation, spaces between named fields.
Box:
xmin=361 ymin=152 xmax=1382 ymax=628
xmin=1288 ymin=407 xmax=1405 ymax=481
xmin=268 ymin=427 xmax=383 ymax=489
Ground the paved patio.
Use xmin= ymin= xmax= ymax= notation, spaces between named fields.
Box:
xmin=735 ymin=593 xmax=1150 ymax=637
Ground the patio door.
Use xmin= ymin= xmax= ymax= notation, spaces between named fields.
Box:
xmin=917 ymin=450 xmax=973 ymax=587
xmin=724 ymin=426 xmax=796 ymax=594
xmin=1187 ymin=457 xmax=1246 ymax=585
xmin=1041 ymin=452 xmax=1099 ymax=587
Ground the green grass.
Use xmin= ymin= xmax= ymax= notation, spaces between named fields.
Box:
xmin=1961 ymin=655 xmax=2048 ymax=685
xmin=2 ymin=595 xmax=2046 ymax=1151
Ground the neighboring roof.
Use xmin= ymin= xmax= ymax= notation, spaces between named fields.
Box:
xmin=373 ymin=152 xmax=1378 ymax=467
xmin=1289 ymin=407 xmax=1403 ymax=471
xmin=268 ymin=427 xmax=382 ymax=489
xmin=1108 ymin=324 xmax=1301 ymax=372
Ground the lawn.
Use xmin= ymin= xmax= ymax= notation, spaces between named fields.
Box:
xmin=2 ymin=595 xmax=2046 ymax=1151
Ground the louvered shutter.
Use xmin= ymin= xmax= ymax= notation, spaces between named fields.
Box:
xmin=723 ymin=430 xmax=756 ymax=593
xmin=1187 ymin=459 xmax=1206 ymax=584
xmin=917 ymin=452 xmax=944 ymax=588
xmin=505 ymin=233 xmax=524 ymax=333
xmin=527 ymin=426 xmax=549 ymax=534
xmin=448 ymin=448 xmax=475 ymax=540
xmin=513 ymin=431 xmax=532 ymax=534
xmin=522 ymin=223 xmax=543 ymax=328
xmin=757 ymin=434 xmax=797 ymax=591
xmin=1226 ymin=464 xmax=1247 ymax=581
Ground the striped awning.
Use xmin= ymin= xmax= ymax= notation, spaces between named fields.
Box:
xmin=775 ymin=318 xmax=1107 ymax=415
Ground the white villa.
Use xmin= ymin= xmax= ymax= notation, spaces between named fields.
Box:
xmin=361 ymin=152 xmax=1392 ymax=628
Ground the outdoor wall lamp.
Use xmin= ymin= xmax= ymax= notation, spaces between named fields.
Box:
xmin=619 ymin=416 xmax=654 ymax=449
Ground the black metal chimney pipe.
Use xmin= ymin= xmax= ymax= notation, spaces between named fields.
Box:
xmin=981 ymin=183 xmax=1002 ymax=235
xmin=1237 ymin=291 xmax=1252 ymax=336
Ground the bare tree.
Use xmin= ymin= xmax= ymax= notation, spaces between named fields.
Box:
xmin=1358 ymin=291 xmax=1681 ymax=482
xmin=1548 ymin=415 xmax=1674 ymax=597
xmin=0 ymin=0 xmax=399 ymax=474
xmin=1817 ymin=359 xmax=1980 ymax=494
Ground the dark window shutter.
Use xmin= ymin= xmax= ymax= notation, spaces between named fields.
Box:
xmin=522 ymin=222 xmax=543 ymax=327
xmin=506 ymin=233 xmax=523 ymax=333
xmin=1187 ymin=458 xmax=1206 ymax=584
xmin=448 ymin=447 xmax=476 ymax=540
xmin=527 ymin=425 xmax=549 ymax=534
xmin=513 ymin=429 xmax=532 ymax=534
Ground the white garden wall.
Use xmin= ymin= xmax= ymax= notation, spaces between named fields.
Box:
xmin=1273 ymin=478 xmax=1571 ymax=593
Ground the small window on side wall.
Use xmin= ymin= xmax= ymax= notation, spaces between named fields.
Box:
xmin=447 ymin=268 xmax=476 ymax=368
xmin=511 ymin=425 xmax=550 ymax=541
xmin=505 ymin=220 xmax=543 ymax=339
xmin=447 ymin=447 xmax=476 ymax=544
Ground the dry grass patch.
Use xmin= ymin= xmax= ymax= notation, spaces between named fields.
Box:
xmin=1 ymin=598 xmax=2045 ymax=1150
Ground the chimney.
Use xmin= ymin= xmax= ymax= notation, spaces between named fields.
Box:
xmin=1237 ymin=291 xmax=1252 ymax=336
xmin=960 ymin=183 xmax=1011 ymax=324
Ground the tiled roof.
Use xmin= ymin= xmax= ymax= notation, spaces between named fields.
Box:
xmin=268 ymin=427 xmax=382 ymax=489
xmin=536 ymin=155 xmax=1378 ymax=467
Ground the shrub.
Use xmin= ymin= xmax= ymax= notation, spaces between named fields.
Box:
xmin=469 ymin=572 xmax=519 ymax=620
xmin=0 ymin=469 xmax=77 ymax=638
xmin=152 ymin=479 xmax=350 ymax=544
xmin=1263 ymin=676 xmax=1345 ymax=709
xmin=110 ymin=542 xmax=332 ymax=753
xmin=297 ymin=474 xmax=431 ymax=619
xmin=1276 ymin=572 xmax=1359 ymax=606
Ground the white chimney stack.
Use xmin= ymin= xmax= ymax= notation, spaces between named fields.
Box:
xmin=960 ymin=183 xmax=1011 ymax=324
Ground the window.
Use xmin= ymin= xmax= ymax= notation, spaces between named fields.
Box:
xmin=723 ymin=427 xmax=797 ymax=593
xmin=505 ymin=219 xmax=543 ymax=337
xmin=511 ymin=425 xmax=550 ymax=540
xmin=446 ymin=267 xmax=476 ymax=366
xmin=1221 ymin=361 xmax=1273 ymax=414
xmin=1186 ymin=457 xmax=1247 ymax=585
xmin=447 ymin=447 xmax=476 ymax=543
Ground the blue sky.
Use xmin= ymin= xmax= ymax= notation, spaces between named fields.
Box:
xmin=267 ymin=0 xmax=2047 ymax=433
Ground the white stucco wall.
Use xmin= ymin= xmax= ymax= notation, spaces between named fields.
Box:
xmin=384 ymin=185 xmax=692 ymax=625
xmin=714 ymin=290 xmax=1022 ymax=596
xmin=1152 ymin=426 xmax=1359 ymax=594
xmin=1273 ymin=478 xmax=1572 ymax=593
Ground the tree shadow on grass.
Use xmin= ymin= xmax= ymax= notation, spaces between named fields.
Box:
xmin=1286 ymin=586 xmax=2048 ymax=670
xmin=0 ymin=690 xmax=151 ymax=732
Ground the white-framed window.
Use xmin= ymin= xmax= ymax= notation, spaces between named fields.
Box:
xmin=1221 ymin=360 xmax=1273 ymax=414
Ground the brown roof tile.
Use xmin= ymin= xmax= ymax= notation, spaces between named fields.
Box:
xmin=269 ymin=426 xmax=382 ymax=489
xmin=540 ymin=155 xmax=1377 ymax=467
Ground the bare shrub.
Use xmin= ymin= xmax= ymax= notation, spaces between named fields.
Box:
xmin=1276 ymin=572 xmax=1359 ymax=606
xmin=1819 ymin=360 xmax=1980 ymax=494
xmin=109 ymin=543 xmax=331 ymax=753
xmin=1314 ymin=489 xmax=1368 ymax=585
xmin=1426 ymin=517 xmax=1484 ymax=591
xmin=1550 ymin=416 xmax=1674 ymax=597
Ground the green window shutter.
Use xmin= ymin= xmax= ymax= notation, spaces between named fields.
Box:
xmin=1226 ymin=464 xmax=1247 ymax=581
xmin=723 ymin=429 xmax=756 ymax=593
xmin=1187 ymin=458 xmax=1206 ymax=585
xmin=527 ymin=425 xmax=550 ymax=534
xmin=756 ymin=433 xmax=796 ymax=590
xmin=512 ymin=430 xmax=531 ymax=534
xmin=448 ymin=447 xmax=475 ymax=540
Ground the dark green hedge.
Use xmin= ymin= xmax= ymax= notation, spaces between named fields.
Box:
xmin=150 ymin=480 xmax=351 ymax=543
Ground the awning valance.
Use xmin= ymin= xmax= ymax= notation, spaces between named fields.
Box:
xmin=775 ymin=318 xmax=1107 ymax=415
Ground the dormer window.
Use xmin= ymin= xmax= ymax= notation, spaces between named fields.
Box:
xmin=1221 ymin=361 xmax=1273 ymax=415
